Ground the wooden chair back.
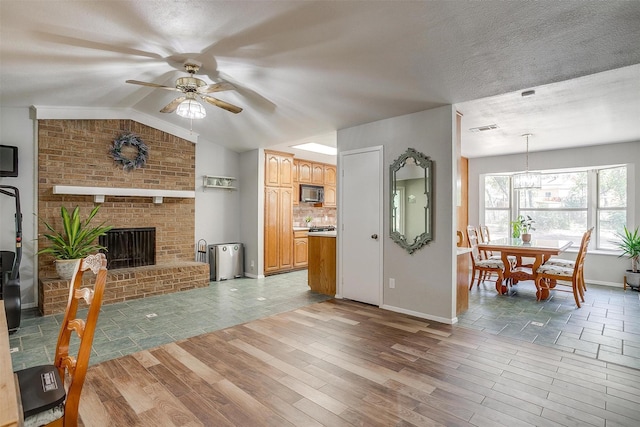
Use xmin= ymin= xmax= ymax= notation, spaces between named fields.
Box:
xmin=54 ymin=253 xmax=107 ymax=425
xmin=466 ymin=226 xmax=482 ymax=264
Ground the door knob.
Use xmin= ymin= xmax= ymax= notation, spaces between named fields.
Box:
xmin=371 ymin=234 xmax=378 ymax=240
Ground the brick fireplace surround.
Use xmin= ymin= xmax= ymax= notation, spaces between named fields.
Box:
xmin=37 ymin=119 xmax=209 ymax=315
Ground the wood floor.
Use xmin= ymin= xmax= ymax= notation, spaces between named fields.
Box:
xmin=79 ymin=299 xmax=640 ymax=426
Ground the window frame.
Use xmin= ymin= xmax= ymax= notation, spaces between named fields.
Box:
xmin=481 ymin=164 xmax=630 ymax=252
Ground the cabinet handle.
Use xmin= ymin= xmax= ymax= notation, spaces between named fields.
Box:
xmin=371 ymin=234 xmax=378 ymax=240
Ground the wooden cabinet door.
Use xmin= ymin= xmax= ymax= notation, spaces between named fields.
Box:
xmin=292 ymin=159 xmax=299 ymax=182
xmin=323 ymin=185 xmax=336 ymax=207
xmin=294 ymin=237 xmax=308 ymax=267
xmin=311 ymin=163 xmax=324 ymax=185
xmin=264 ymin=187 xmax=280 ymax=272
xmin=298 ymin=161 xmax=312 ymax=183
xmin=324 ymin=165 xmax=337 ymax=186
xmin=293 ymin=181 xmax=299 ymax=206
xmin=265 ymin=152 xmax=281 ymax=187
xmin=280 ymin=156 xmax=293 ymax=187
xmin=279 ymin=187 xmax=293 ymax=269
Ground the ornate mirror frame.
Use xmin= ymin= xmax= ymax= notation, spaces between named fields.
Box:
xmin=389 ymin=148 xmax=433 ymax=254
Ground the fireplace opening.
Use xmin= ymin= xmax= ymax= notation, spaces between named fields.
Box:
xmin=99 ymin=227 xmax=156 ymax=269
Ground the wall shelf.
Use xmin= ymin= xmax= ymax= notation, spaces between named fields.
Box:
xmin=52 ymin=185 xmax=196 ymax=204
xmin=203 ymin=175 xmax=237 ymax=190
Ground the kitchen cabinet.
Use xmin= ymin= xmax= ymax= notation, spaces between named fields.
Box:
xmin=323 ymin=185 xmax=336 ymax=207
xmin=265 ymin=150 xmax=293 ymax=187
xmin=311 ymin=163 xmax=324 ymax=185
xmin=264 ymin=187 xmax=293 ymax=273
xmin=323 ymin=165 xmax=336 ymax=186
xmin=293 ymin=230 xmax=309 ymax=268
xmin=297 ymin=160 xmax=312 ymax=184
xmin=456 ymin=248 xmax=471 ymax=315
xmin=308 ymin=234 xmax=336 ymax=295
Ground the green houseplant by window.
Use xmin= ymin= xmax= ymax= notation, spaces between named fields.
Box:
xmin=511 ymin=215 xmax=535 ymax=242
xmin=615 ymin=226 xmax=640 ymax=289
xmin=38 ymin=205 xmax=112 ymax=279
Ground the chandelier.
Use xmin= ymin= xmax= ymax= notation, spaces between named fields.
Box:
xmin=512 ymin=133 xmax=541 ymax=190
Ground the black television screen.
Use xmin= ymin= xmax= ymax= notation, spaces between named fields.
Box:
xmin=0 ymin=145 xmax=18 ymax=177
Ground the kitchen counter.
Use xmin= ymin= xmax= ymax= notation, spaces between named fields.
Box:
xmin=307 ymin=233 xmax=336 ymax=295
xmin=308 ymin=230 xmax=337 ymax=237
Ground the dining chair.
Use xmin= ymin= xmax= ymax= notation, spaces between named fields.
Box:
xmin=16 ymin=253 xmax=107 ymax=427
xmin=466 ymin=227 xmax=507 ymax=289
xmin=535 ymin=228 xmax=592 ymax=307
xmin=543 ymin=227 xmax=593 ymax=294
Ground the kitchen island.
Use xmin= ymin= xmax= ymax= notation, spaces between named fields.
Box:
xmin=307 ymin=230 xmax=336 ymax=295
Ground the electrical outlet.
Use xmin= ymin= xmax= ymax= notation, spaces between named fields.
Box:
xmin=389 ymin=278 xmax=395 ymax=289
xmin=250 ymin=260 xmax=255 ymax=268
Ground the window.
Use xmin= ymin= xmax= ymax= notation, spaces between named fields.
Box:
xmin=482 ymin=165 xmax=628 ymax=250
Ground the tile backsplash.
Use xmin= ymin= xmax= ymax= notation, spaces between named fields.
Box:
xmin=294 ymin=205 xmax=336 ymax=227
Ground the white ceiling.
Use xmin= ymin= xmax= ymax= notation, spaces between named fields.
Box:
xmin=1 ymin=1 xmax=639 ymax=158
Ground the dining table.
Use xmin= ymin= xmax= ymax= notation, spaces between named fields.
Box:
xmin=477 ymin=237 xmax=573 ymax=299
xmin=1 ymin=301 xmax=21 ymax=427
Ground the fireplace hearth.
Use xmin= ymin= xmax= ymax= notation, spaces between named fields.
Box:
xmin=100 ymin=227 xmax=156 ymax=269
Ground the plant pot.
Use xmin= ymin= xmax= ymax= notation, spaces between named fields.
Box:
xmin=522 ymin=233 xmax=532 ymax=243
xmin=626 ymin=270 xmax=640 ymax=289
xmin=55 ymin=259 xmax=80 ymax=280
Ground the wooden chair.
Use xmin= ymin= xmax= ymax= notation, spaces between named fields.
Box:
xmin=535 ymin=229 xmax=592 ymax=307
xmin=466 ymin=226 xmax=507 ymax=289
xmin=16 ymin=253 xmax=107 ymax=427
xmin=542 ymin=227 xmax=593 ymax=294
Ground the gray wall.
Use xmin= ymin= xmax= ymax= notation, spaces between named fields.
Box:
xmin=239 ymin=149 xmax=263 ymax=278
xmin=468 ymin=140 xmax=639 ymax=286
xmin=0 ymin=107 xmax=37 ymax=306
xmin=338 ymin=105 xmax=457 ymax=322
xmin=194 ymin=139 xmax=241 ymax=252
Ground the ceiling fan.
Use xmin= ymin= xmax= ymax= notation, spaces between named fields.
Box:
xmin=126 ymin=61 xmax=243 ymax=116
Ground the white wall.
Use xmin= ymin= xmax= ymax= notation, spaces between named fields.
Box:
xmin=338 ymin=105 xmax=457 ymax=323
xmin=468 ymin=140 xmax=640 ymax=286
xmin=194 ymin=138 xmax=241 ymax=258
xmin=0 ymin=107 xmax=37 ymax=306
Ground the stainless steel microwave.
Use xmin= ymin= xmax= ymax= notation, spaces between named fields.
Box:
xmin=300 ymin=184 xmax=324 ymax=202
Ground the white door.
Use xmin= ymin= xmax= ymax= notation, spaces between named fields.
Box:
xmin=339 ymin=146 xmax=383 ymax=305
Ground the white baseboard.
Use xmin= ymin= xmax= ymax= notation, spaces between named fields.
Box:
xmin=381 ymin=304 xmax=457 ymax=325
xmin=585 ymin=279 xmax=624 ymax=288
xmin=243 ymin=272 xmax=264 ymax=279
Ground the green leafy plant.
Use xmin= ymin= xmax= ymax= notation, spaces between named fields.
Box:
xmin=614 ymin=226 xmax=640 ymax=273
xmin=37 ymin=206 xmax=112 ymax=259
xmin=304 ymin=215 xmax=313 ymax=224
xmin=511 ymin=215 xmax=535 ymax=238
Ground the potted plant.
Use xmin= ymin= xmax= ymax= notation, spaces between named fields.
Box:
xmin=614 ymin=226 xmax=640 ymax=289
xmin=304 ymin=215 xmax=313 ymax=227
xmin=37 ymin=205 xmax=112 ymax=279
xmin=511 ymin=215 xmax=535 ymax=242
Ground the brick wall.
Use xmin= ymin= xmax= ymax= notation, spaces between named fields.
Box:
xmin=37 ymin=119 xmax=197 ymax=278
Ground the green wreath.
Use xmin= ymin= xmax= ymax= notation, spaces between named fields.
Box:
xmin=110 ymin=132 xmax=148 ymax=171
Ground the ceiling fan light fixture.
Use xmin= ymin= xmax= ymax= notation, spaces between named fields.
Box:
xmin=176 ymin=99 xmax=206 ymax=119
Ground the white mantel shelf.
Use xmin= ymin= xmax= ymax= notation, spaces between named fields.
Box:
xmin=53 ymin=185 xmax=196 ymax=204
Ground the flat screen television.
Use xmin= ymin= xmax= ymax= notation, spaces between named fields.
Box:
xmin=0 ymin=145 xmax=19 ymax=177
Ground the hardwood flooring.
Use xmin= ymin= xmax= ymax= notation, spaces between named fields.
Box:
xmin=79 ymin=299 xmax=640 ymax=426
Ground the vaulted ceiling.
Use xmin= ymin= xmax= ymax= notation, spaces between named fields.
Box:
xmin=1 ymin=1 xmax=639 ymax=158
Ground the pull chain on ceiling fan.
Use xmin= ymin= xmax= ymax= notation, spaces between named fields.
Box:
xmin=126 ymin=61 xmax=243 ymax=119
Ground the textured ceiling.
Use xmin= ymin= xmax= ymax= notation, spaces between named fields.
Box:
xmin=1 ymin=1 xmax=639 ymax=157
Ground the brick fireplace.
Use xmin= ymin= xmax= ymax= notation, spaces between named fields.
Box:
xmin=37 ymin=119 xmax=209 ymax=315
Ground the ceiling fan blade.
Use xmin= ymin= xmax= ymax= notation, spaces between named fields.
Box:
xmin=126 ymin=80 xmax=180 ymax=91
xmin=198 ymin=82 xmax=235 ymax=94
xmin=160 ymin=97 xmax=186 ymax=113
xmin=201 ymin=95 xmax=243 ymax=114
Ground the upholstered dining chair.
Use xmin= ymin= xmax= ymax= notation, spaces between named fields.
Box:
xmin=535 ymin=228 xmax=592 ymax=307
xmin=16 ymin=253 xmax=107 ymax=427
xmin=466 ymin=226 xmax=508 ymax=289
xmin=543 ymin=227 xmax=593 ymax=294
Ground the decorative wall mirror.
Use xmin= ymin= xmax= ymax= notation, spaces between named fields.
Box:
xmin=390 ymin=148 xmax=433 ymax=253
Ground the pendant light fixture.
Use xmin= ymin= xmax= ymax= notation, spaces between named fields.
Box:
xmin=512 ymin=133 xmax=541 ymax=190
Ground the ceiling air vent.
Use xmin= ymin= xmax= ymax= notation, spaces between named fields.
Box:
xmin=469 ymin=124 xmax=499 ymax=133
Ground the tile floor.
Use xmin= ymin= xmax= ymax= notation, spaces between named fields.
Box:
xmin=458 ymin=278 xmax=640 ymax=369
xmin=9 ymin=270 xmax=332 ymax=370
xmin=10 ymin=270 xmax=640 ymax=372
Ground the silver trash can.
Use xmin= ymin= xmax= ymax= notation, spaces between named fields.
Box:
xmin=208 ymin=243 xmax=244 ymax=281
